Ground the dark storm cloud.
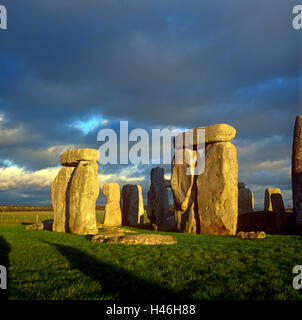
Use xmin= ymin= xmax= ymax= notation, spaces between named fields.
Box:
xmin=0 ymin=0 xmax=300 ymax=204
xmin=1 ymin=0 xmax=300 ymax=130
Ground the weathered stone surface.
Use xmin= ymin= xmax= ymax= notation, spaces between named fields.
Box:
xmin=238 ymin=182 xmax=246 ymax=189
xmin=271 ymin=193 xmax=288 ymax=234
xmin=175 ymin=123 xmax=236 ymax=149
xmin=147 ymin=167 xmax=169 ymax=226
xmin=60 ymin=148 xmax=99 ymax=166
xmin=96 ymin=225 xmax=137 ymax=233
xmin=52 ymin=166 xmax=75 ymax=233
xmin=171 ymin=148 xmax=197 ymax=233
xmin=103 ymin=233 xmax=177 ymax=245
xmin=137 ymin=185 xmax=145 ymax=222
xmin=89 ymin=230 xmax=125 ymax=242
xmin=171 ymin=136 xmax=238 ymax=235
xmin=25 ymin=221 xmax=44 ymax=230
xmin=42 ymin=219 xmax=54 ymax=231
xmin=122 ymin=185 xmax=144 ymax=226
xmin=157 ymin=215 xmax=177 ymax=232
xmin=271 ymin=193 xmax=285 ymax=214
xmin=68 ymin=160 xmax=99 ymax=234
xmin=236 ymin=231 xmax=266 ymax=239
xmin=196 ymin=142 xmax=238 ymax=235
xmin=264 ymin=188 xmax=281 ymax=211
xmin=164 ymin=179 xmax=171 ymax=188
xmin=292 ymin=116 xmax=302 ymax=231
xmin=103 ymin=183 xmax=122 ymax=226
xmin=238 ymin=184 xmax=254 ymax=214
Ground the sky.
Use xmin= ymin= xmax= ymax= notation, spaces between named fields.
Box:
xmin=0 ymin=0 xmax=301 ymax=208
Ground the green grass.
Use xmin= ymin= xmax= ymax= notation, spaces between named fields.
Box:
xmin=1 ymin=221 xmax=302 ymax=300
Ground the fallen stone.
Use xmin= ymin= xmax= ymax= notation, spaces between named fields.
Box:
xmin=25 ymin=221 xmax=44 ymax=230
xmin=103 ymin=233 xmax=177 ymax=245
xmin=89 ymin=230 xmax=125 ymax=242
xmin=97 ymin=224 xmax=137 ymax=233
xmin=236 ymin=231 xmax=266 ymax=239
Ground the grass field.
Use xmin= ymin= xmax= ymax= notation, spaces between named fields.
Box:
xmin=0 ymin=210 xmax=149 ymax=225
xmin=1 ymin=215 xmax=302 ymax=300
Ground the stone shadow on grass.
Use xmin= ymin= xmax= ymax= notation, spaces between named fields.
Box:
xmin=44 ymin=241 xmax=184 ymax=301
xmin=0 ymin=236 xmax=10 ymax=300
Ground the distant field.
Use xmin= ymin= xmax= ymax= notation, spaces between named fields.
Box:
xmin=0 ymin=210 xmax=149 ymax=224
xmin=1 ymin=224 xmax=302 ymax=300
xmin=0 ymin=210 xmax=104 ymax=224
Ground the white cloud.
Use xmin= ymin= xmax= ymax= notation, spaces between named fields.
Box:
xmin=0 ymin=166 xmax=60 ymax=191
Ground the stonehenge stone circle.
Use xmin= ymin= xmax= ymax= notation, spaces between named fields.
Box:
xmin=174 ymin=123 xmax=236 ymax=149
xmin=122 ymin=184 xmax=144 ymax=226
xmin=147 ymin=167 xmax=176 ymax=231
xmin=52 ymin=148 xmax=99 ymax=235
xmin=147 ymin=167 xmax=169 ymax=224
xmin=271 ymin=193 xmax=287 ymax=234
xmin=51 ymin=166 xmax=75 ymax=233
xmin=103 ymin=233 xmax=177 ymax=245
xmin=238 ymin=182 xmax=254 ymax=214
xmin=103 ymin=183 xmax=122 ymax=226
xmin=171 ymin=123 xmax=238 ymax=235
xmin=171 ymin=148 xmax=197 ymax=233
xmin=264 ymin=188 xmax=281 ymax=212
xmin=292 ymin=115 xmax=302 ymax=231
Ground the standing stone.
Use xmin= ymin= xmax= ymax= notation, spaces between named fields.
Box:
xmin=52 ymin=149 xmax=100 ymax=235
xmin=171 ymin=149 xmax=197 ymax=233
xmin=238 ymin=182 xmax=254 ymax=215
xmin=196 ymin=142 xmax=238 ymax=235
xmin=122 ymin=185 xmax=144 ymax=226
xmin=147 ymin=167 xmax=169 ymax=225
xmin=103 ymin=183 xmax=122 ymax=226
xmin=52 ymin=166 xmax=75 ymax=233
xmin=171 ymin=124 xmax=238 ymax=235
xmin=137 ymin=185 xmax=145 ymax=224
xmin=271 ymin=193 xmax=287 ymax=234
xmin=69 ymin=160 xmax=99 ymax=234
xmin=292 ymin=116 xmax=302 ymax=231
xmin=264 ymin=188 xmax=281 ymax=212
